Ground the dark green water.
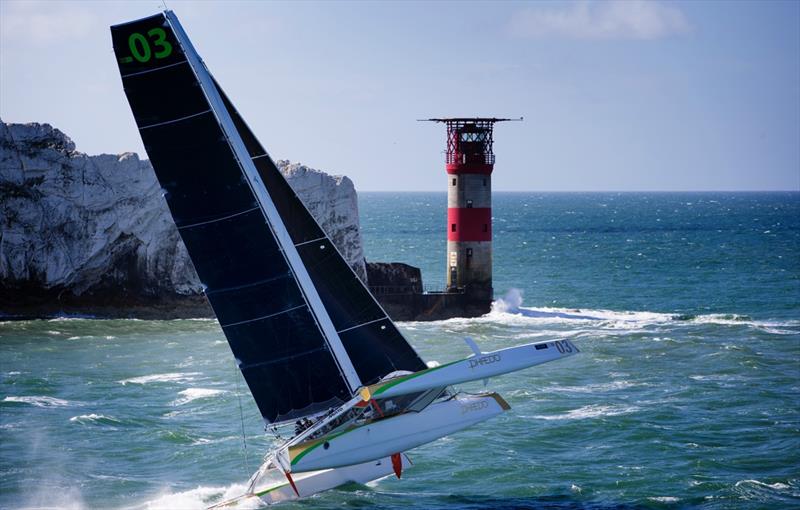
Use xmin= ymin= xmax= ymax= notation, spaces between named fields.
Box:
xmin=1 ymin=192 xmax=798 ymax=509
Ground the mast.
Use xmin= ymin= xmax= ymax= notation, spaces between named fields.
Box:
xmin=164 ymin=11 xmax=362 ymax=393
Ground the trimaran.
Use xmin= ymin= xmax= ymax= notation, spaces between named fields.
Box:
xmin=111 ymin=11 xmax=578 ymax=507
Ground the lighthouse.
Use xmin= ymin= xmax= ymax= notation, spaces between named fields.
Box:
xmin=424 ymin=118 xmax=519 ymax=300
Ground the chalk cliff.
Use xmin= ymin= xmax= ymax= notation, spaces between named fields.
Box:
xmin=0 ymin=121 xmax=366 ymax=318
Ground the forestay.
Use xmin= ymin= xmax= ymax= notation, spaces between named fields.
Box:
xmin=110 ymin=12 xmax=425 ymax=425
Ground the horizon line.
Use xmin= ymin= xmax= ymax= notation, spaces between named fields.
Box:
xmin=356 ymin=189 xmax=800 ymax=193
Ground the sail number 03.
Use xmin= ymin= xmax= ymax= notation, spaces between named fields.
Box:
xmin=126 ymin=28 xmax=172 ymax=63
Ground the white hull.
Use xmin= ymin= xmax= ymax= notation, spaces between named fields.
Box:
xmin=210 ymin=454 xmax=411 ymax=508
xmin=369 ymin=339 xmax=579 ymax=401
xmin=289 ymin=393 xmax=509 ymax=472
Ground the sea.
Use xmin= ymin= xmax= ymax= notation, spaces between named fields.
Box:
xmin=1 ymin=192 xmax=798 ymax=510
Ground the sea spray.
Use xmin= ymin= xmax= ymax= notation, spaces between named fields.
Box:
xmin=491 ymin=288 xmax=525 ymax=314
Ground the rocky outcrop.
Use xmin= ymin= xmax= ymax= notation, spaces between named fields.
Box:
xmin=366 ymin=262 xmax=422 ymax=295
xmin=0 ymin=121 xmax=366 ymax=318
xmin=366 ymin=261 xmax=490 ymax=321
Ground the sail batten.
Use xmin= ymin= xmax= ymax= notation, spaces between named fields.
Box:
xmin=336 ymin=317 xmax=388 ymax=335
xmin=121 ymin=59 xmax=189 ymax=78
xmin=220 ymin=304 xmax=308 ymax=329
xmin=176 ymin=206 xmax=260 ymax=231
xmin=294 ymin=236 xmax=328 ymax=248
xmin=138 ymin=109 xmax=212 ymax=130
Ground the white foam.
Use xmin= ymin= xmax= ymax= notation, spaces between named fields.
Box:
xmin=648 ymin=496 xmax=680 ymax=502
xmin=547 ymin=380 xmax=641 ymax=393
xmin=689 ymin=374 xmax=742 ymax=382
xmin=118 ymin=372 xmax=201 ymax=385
xmin=126 ymin=483 xmax=260 ymax=510
xmin=3 ymin=395 xmax=71 ymax=407
xmin=189 ymin=435 xmax=239 ymax=446
xmin=411 ymin=288 xmax=800 ymax=334
xmin=69 ymin=413 xmax=120 ymax=424
xmin=172 ymin=388 xmax=225 ymax=406
xmin=735 ymin=479 xmax=791 ymax=491
xmin=533 ymin=404 xmax=640 ymax=421
xmin=489 ymin=289 xmax=672 ymax=325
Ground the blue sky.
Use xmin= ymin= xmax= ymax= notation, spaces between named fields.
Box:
xmin=1 ymin=0 xmax=798 ymax=191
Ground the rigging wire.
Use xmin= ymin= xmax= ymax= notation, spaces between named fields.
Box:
xmin=234 ymin=359 xmax=249 ymax=475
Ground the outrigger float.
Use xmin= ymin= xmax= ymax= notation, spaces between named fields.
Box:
xmin=111 ymin=11 xmax=579 ymax=507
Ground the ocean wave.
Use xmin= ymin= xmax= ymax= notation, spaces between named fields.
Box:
xmin=190 ymin=435 xmax=240 ymax=446
xmin=546 ymin=380 xmax=642 ymax=393
xmin=648 ymin=496 xmax=680 ymax=503
xmin=69 ymin=413 xmax=122 ymax=425
xmin=735 ymin=479 xmax=793 ymax=490
xmin=118 ymin=372 xmax=201 ymax=385
xmin=689 ymin=374 xmax=744 ymax=382
xmin=3 ymin=395 xmax=71 ymax=407
xmin=733 ymin=479 xmax=799 ymax=500
xmin=532 ymin=404 xmax=640 ymax=421
xmin=172 ymin=388 xmax=226 ymax=406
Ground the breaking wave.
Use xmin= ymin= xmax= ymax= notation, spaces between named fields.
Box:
xmin=733 ymin=479 xmax=800 ymax=501
xmin=118 ymin=372 xmax=201 ymax=385
xmin=171 ymin=388 xmax=226 ymax=406
xmin=413 ymin=288 xmax=800 ymax=333
xmin=3 ymin=396 xmax=71 ymax=407
xmin=69 ymin=414 xmax=122 ymax=425
xmin=647 ymin=496 xmax=681 ymax=503
xmin=532 ymin=404 xmax=640 ymax=421
xmin=546 ymin=380 xmax=643 ymax=393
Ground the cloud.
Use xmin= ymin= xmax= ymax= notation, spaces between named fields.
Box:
xmin=0 ymin=1 xmax=97 ymax=45
xmin=509 ymin=0 xmax=690 ymax=40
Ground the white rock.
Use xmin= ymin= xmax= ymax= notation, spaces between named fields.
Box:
xmin=0 ymin=121 xmax=367 ymax=301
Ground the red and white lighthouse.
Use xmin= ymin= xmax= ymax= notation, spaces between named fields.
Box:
xmin=425 ymin=118 xmax=519 ymax=300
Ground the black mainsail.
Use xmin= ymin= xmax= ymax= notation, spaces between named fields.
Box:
xmin=111 ymin=12 xmax=425 ymax=425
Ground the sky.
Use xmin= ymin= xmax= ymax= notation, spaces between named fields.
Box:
xmin=1 ymin=0 xmax=798 ymax=192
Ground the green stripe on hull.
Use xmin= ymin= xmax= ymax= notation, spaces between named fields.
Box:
xmin=371 ymin=359 xmax=462 ymax=396
xmin=290 ymin=428 xmax=351 ymax=465
xmin=255 ymin=482 xmax=289 ymax=497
